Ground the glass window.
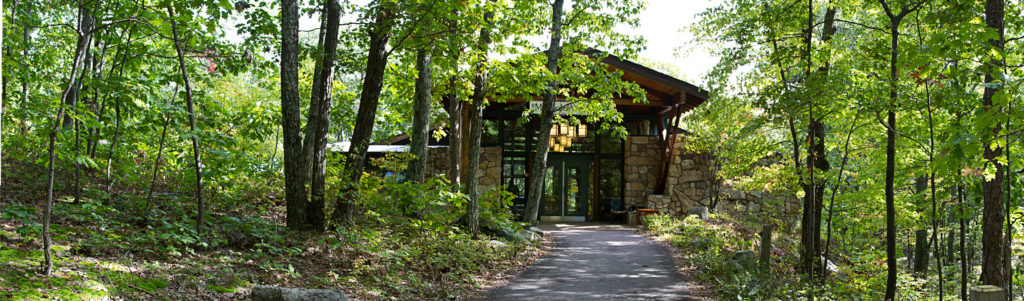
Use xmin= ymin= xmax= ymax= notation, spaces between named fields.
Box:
xmin=599 ymin=159 xmax=623 ymax=208
xmin=482 ymin=119 xmax=499 ymax=146
xmin=543 ymin=166 xmax=560 ymax=215
xmin=599 ymin=132 xmax=623 ymax=155
xmin=502 ymin=119 xmax=529 ymax=153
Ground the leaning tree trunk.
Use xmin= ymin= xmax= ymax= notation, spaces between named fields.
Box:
xmin=334 ymin=9 xmax=393 ymax=225
xmin=302 ymin=0 xmax=341 ymax=231
xmin=143 ymin=86 xmax=178 ymax=220
xmin=525 ymin=0 xmax=565 ymax=226
xmin=168 ymin=5 xmax=206 ymax=236
xmin=980 ymin=0 xmax=1008 ymax=290
xmin=42 ymin=6 xmax=94 ymax=276
xmin=406 ymin=49 xmax=433 ymax=184
xmin=280 ymin=0 xmax=308 ymax=230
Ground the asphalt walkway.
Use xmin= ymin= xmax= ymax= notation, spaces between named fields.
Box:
xmin=486 ymin=223 xmax=695 ymax=300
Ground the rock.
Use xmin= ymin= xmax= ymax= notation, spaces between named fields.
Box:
xmin=488 ymin=240 xmax=507 ymax=248
xmin=515 ymin=230 xmax=542 ymax=242
xmin=731 ymin=250 xmax=757 ymax=269
xmin=680 ymin=159 xmax=695 ymax=170
xmin=528 ymin=226 xmax=544 ymax=235
xmin=687 ymin=207 xmax=709 ymax=220
xmin=251 ymin=286 xmax=349 ymax=301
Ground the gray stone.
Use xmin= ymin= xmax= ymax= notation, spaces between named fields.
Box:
xmin=515 ymin=230 xmax=542 ymax=242
xmin=528 ymin=226 xmax=544 ymax=235
xmin=687 ymin=207 xmax=709 ymax=220
xmin=680 ymin=159 xmax=695 ymax=170
xmin=489 ymin=240 xmax=508 ymax=248
xmin=251 ymin=286 xmax=349 ymax=301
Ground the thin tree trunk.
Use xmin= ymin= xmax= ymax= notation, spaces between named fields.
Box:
xmin=406 ymin=49 xmax=433 ymax=184
xmin=447 ymin=74 xmax=462 ymax=186
xmin=980 ymin=0 xmax=1007 ymax=290
xmin=168 ymin=5 xmax=205 ymax=236
xmin=144 ymin=86 xmax=178 ymax=220
xmin=280 ymin=0 xmax=307 ymax=230
xmin=823 ymin=113 xmax=858 ymax=278
xmin=43 ymin=6 xmax=94 ymax=276
xmin=960 ymin=183 xmax=969 ymax=301
xmin=334 ymin=8 xmax=393 ymax=225
xmin=525 ymin=0 xmax=564 ymax=226
xmin=466 ymin=8 xmax=495 ymax=237
xmin=302 ymin=0 xmax=341 ymax=231
xmin=883 ymin=20 xmax=900 ymax=301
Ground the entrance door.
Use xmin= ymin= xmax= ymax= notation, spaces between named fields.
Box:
xmin=541 ymin=157 xmax=589 ymax=221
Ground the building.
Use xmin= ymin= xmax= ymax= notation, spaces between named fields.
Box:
xmin=370 ymin=53 xmax=715 ymax=222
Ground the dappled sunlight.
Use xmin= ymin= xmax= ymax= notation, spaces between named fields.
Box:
xmin=487 ymin=228 xmax=695 ymax=300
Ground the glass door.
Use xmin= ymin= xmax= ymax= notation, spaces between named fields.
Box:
xmin=541 ymin=157 xmax=590 ymax=221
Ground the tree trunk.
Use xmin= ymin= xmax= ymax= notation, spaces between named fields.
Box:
xmin=466 ymin=8 xmax=495 ymax=237
xmin=884 ymin=107 xmax=897 ymax=301
xmin=447 ymin=74 xmax=462 ymax=186
xmin=302 ymin=0 xmax=342 ymax=231
xmin=144 ymin=87 xmax=178 ymax=220
xmin=980 ymin=0 xmax=1007 ymax=290
xmin=169 ymin=5 xmax=206 ymax=236
xmin=42 ymin=5 xmax=94 ymax=276
xmin=407 ymin=49 xmax=433 ymax=184
xmin=280 ymin=0 xmax=308 ymax=230
xmin=334 ymin=9 xmax=393 ymax=225
xmin=525 ymin=0 xmax=564 ymax=226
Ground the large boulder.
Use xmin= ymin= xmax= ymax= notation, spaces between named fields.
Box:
xmin=251 ymin=286 xmax=349 ymax=301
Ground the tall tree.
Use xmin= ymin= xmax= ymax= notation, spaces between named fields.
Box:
xmin=335 ymin=4 xmax=394 ymax=225
xmin=42 ymin=4 xmax=95 ymax=276
xmin=168 ymin=5 xmax=206 ymax=235
xmin=280 ymin=0 xmax=308 ymax=230
xmin=302 ymin=0 xmax=343 ymax=231
xmin=406 ymin=48 xmax=433 ymax=184
xmin=979 ymin=0 xmax=1008 ymax=290
xmin=524 ymin=0 xmax=564 ymax=226
xmin=466 ymin=4 xmax=495 ymax=237
xmin=877 ymin=0 xmax=927 ymax=299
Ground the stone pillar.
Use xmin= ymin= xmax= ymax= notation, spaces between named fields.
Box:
xmin=970 ymin=285 xmax=1005 ymax=301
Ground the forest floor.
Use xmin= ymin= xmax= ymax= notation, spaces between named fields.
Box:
xmin=0 ymin=161 xmax=547 ymax=300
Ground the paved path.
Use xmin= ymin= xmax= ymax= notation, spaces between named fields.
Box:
xmin=486 ymin=223 xmax=694 ymax=300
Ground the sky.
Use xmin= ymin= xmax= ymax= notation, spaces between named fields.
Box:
xmin=632 ymin=0 xmax=724 ymax=85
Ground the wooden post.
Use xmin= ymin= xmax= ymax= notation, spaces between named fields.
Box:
xmin=760 ymin=224 xmax=773 ymax=270
xmin=970 ymin=285 xmax=1005 ymax=301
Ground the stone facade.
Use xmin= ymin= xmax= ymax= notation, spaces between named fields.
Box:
xmin=624 ymin=136 xmax=662 ymax=208
xmin=424 ymin=146 xmax=501 ymax=191
xmin=637 ymin=135 xmax=800 ymax=219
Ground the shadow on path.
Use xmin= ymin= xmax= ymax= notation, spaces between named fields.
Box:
xmin=486 ymin=223 xmax=695 ymax=300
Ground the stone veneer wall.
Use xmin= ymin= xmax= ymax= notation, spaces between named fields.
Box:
xmin=424 ymin=146 xmax=502 ymax=191
xmin=643 ymin=135 xmax=800 ymax=218
xmin=624 ymin=136 xmax=662 ymax=208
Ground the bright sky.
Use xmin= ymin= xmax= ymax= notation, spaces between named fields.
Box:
xmin=633 ymin=0 xmax=724 ymax=85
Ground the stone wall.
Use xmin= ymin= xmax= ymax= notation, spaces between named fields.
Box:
xmin=424 ymin=146 xmax=501 ymax=191
xmin=645 ymin=135 xmax=800 ymax=219
xmin=624 ymin=136 xmax=662 ymax=208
